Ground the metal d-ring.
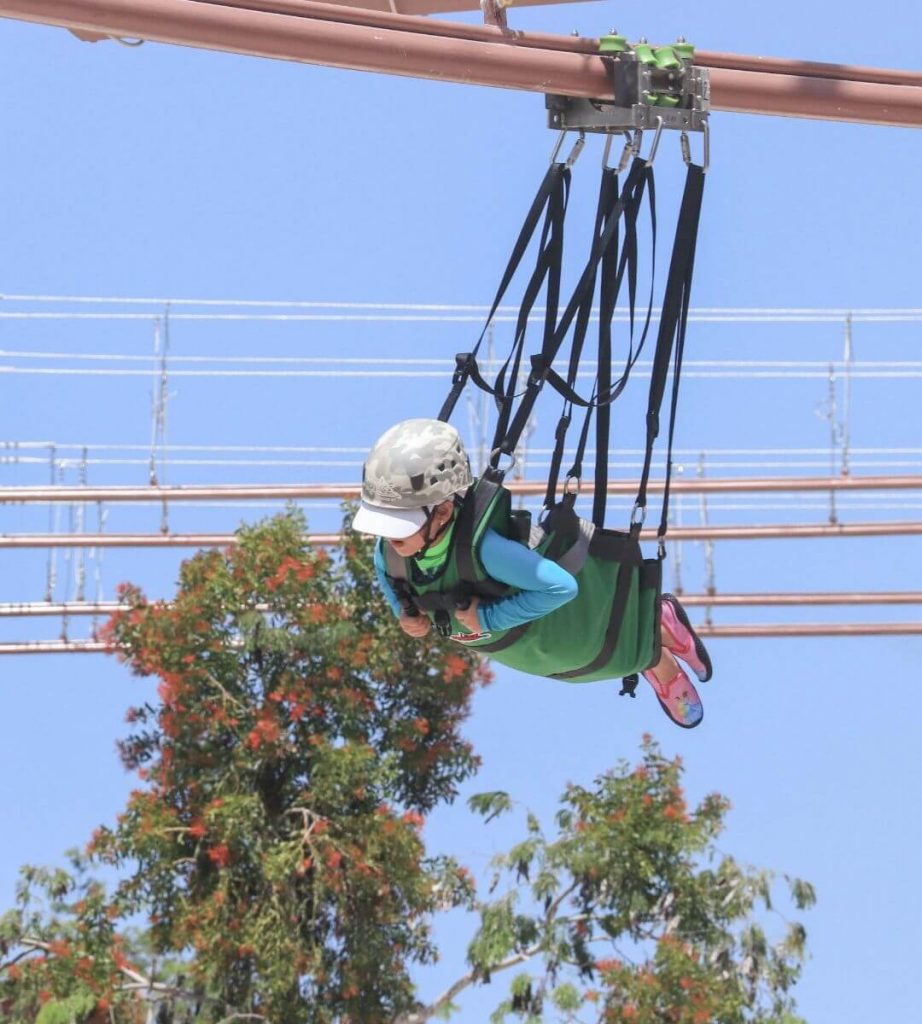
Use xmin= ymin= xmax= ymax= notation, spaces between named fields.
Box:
xmin=549 ymin=129 xmax=585 ymax=168
xmin=549 ymin=129 xmax=567 ymax=165
xmin=489 ymin=448 xmax=518 ymax=474
xmin=563 ymin=475 xmax=582 ymax=496
xmin=680 ymin=119 xmax=710 ymax=173
xmin=644 ymin=116 xmax=665 ymax=166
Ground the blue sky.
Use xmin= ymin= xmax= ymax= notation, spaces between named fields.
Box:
xmin=1 ymin=1 xmax=921 ymax=1020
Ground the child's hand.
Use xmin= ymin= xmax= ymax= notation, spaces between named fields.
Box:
xmin=454 ymin=597 xmax=481 ymax=634
xmin=399 ymin=612 xmax=431 ymax=638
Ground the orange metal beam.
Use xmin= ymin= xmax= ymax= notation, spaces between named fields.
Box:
xmin=4 ymin=592 xmax=922 ymax=617
xmin=3 ymin=622 xmax=922 ymax=653
xmin=3 ymin=0 xmax=922 ymax=126
xmin=2 ymin=522 xmax=921 ymax=547
xmin=697 ymin=623 xmax=922 ymax=638
xmin=3 ymin=474 xmax=922 ymax=505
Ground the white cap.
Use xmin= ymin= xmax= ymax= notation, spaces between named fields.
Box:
xmin=352 ymin=500 xmax=427 ymax=539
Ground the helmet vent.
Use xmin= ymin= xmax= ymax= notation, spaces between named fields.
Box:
xmin=409 ymin=473 xmax=426 ymax=492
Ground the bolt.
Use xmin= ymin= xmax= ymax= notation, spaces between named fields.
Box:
xmin=677 ymin=35 xmax=686 ymax=43
xmin=571 ymin=28 xmax=580 ymax=36
xmin=610 ymin=27 xmax=618 ymax=33
xmin=638 ymin=36 xmax=647 ymax=43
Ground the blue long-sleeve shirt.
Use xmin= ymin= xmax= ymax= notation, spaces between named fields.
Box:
xmin=374 ymin=528 xmax=578 ymax=633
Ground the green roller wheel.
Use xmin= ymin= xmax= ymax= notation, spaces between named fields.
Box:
xmin=653 ymin=46 xmax=681 ymax=69
xmin=633 ymin=41 xmax=656 ymax=65
xmin=673 ymin=41 xmax=695 ymax=61
xmin=599 ymin=33 xmax=629 ymax=54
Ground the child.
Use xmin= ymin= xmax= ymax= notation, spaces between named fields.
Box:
xmin=353 ymin=418 xmax=711 ymax=728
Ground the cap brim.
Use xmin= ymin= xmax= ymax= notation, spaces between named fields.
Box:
xmin=352 ymin=500 xmax=427 ymax=539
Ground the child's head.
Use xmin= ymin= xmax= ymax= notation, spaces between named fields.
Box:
xmin=352 ymin=418 xmax=471 ymax=547
xmin=386 ymin=499 xmax=456 ymax=557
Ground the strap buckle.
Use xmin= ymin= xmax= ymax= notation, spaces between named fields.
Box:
xmin=451 ymin=352 xmax=472 ymax=386
xmin=630 ymin=503 xmax=647 ymax=527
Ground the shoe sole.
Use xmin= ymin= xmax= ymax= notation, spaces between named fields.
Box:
xmin=662 ymin=593 xmax=713 ymax=683
xmin=654 ymin=694 xmax=704 ymax=729
xmin=642 ymin=669 xmax=705 ymax=730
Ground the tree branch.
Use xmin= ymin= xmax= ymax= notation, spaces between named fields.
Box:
xmin=396 ymin=946 xmax=540 ymax=1024
xmin=0 ymin=945 xmax=45 ymax=972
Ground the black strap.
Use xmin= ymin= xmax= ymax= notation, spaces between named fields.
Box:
xmin=544 ymin=167 xmax=620 ymax=507
xmin=498 ymin=157 xmax=647 ymax=463
xmin=489 ymin=172 xmax=568 ymax=454
xmin=438 ymin=163 xmax=570 ymax=423
xmin=553 ymin=159 xmax=655 ymax=528
xmin=633 ymin=163 xmax=706 ymax=547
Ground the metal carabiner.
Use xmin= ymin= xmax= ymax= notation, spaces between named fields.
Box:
xmin=550 ymin=129 xmax=586 ymax=168
xmin=680 ymin=119 xmax=710 ymax=173
xmin=602 ymin=130 xmax=634 ymax=172
xmin=644 ymin=116 xmax=665 ymax=167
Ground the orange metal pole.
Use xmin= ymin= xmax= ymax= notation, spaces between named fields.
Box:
xmin=201 ymin=0 xmax=922 ymax=91
xmin=3 ymin=623 xmax=922 ymax=653
xmin=697 ymin=623 xmax=922 ymax=638
xmin=3 ymin=474 xmax=922 ymax=504
xmin=3 ymin=592 xmax=921 ymax=617
xmin=678 ymin=592 xmax=922 ymax=606
xmin=3 ymin=0 xmax=922 ymax=126
xmin=2 ymin=522 xmax=921 ymax=547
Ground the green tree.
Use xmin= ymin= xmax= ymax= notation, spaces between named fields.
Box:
xmin=0 ymin=512 xmax=814 ymax=1023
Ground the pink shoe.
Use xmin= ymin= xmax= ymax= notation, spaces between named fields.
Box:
xmin=642 ymin=664 xmax=704 ymax=729
xmin=660 ymin=593 xmax=713 ymax=683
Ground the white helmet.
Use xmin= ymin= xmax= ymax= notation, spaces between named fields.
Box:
xmin=352 ymin=418 xmax=473 ymax=539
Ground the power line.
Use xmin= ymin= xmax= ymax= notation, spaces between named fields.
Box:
xmin=6 ymin=295 xmax=922 ymax=315
xmin=5 ymin=351 xmax=922 ymax=370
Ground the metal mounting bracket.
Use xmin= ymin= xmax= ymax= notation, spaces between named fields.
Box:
xmin=547 ymin=44 xmax=710 ymax=134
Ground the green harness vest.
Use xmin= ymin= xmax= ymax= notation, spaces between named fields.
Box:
xmin=383 ymin=475 xmax=662 ymax=684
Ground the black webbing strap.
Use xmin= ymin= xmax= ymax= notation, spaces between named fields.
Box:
xmin=438 ymin=162 xmax=570 ymax=424
xmin=452 ymin=469 xmax=512 ymax=593
xmin=589 ymin=160 xmax=658 ymax=525
xmin=544 ymin=167 xmax=620 ymax=508
xmin=547 ymin=157 xmax=654 ymax=523
xmin=497 ymin=157 xmax=647 ymax=465
xmin=489 ymin=172 xmax=567 ymax=454
xmin=633 ymin=163 xmax=705 ymax=548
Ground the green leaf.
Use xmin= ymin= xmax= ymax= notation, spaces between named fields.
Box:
xmin=468 ymin=791 xmax=513 ymax=823
xmin=551 ymin=981 xmax=581 ymax=1011
xmin=36 ymin=993 xmax=97 ymax=1024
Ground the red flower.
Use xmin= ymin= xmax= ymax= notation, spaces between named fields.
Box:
xmin=442 ymin=654 xmax=468 ymax=682
xmin=401 ymin=810 xmax=425 ymax=830
xmin=207 ymin=844 xmax=232 ymax=868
